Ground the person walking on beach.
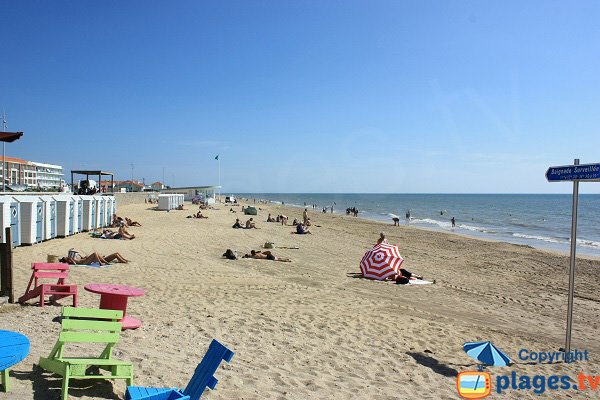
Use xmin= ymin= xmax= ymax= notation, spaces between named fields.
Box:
xmin=303 ymin=208 xmax=309 ymax=225
xmin=451 ymin=217 xmax=456 ymax=228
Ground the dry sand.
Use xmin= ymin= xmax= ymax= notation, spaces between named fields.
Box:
xmin=2 ymin=200 xmax=600 ymax=399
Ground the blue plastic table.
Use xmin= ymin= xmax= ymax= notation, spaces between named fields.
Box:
xmin=0 ymin=330 xmax=30 ymax=392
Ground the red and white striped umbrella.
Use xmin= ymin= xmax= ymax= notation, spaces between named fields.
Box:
xmin=360 ymin=243 xmax=404 ymax=280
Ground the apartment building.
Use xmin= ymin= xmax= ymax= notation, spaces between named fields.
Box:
xmin=0 ymin=157 xmax=64 ymax=189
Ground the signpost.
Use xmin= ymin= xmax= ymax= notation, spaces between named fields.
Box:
xmin=546 ymin=159 xmax=600 ymax=354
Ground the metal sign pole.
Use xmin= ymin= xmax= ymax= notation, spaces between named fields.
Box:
xmin=564 ymin=158 xmax=579 ymax=354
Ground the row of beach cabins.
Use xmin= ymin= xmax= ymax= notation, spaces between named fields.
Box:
xmin=0 ymin=194 xmax=116 ymax=247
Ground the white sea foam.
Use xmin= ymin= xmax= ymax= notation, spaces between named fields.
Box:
xmin=511 ymin=233 xmax=600 ymax=248
xmin=512 ymin=233 xmax=564 ymax=244
xmin=412 ymin=218 xmax=490 ymax=233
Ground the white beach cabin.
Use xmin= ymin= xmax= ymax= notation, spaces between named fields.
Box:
xmin=0 ymin=195 xmax=21 ymax=247
xmin=16 ymin=195 xmax=45 ymax=245
xmin=39 ymin=195 xmax=57 ymax=241
xmin=103 ymin=196 xmax=114 ymax=226
xmin=92 ymin=195 xmax=105 ymax=228
xmin=74 ymin=196 xmax=83 ymax=233
xmin=54 ymin=195 xmax=76 ymax=237
xmin=158 ymin=194 xmax=172 ymax=211
xmin=80 ymin=195 xmax=97 ymax=231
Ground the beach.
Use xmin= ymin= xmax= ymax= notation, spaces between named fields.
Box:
xmin=2 ymin=199 xmax=600 ymax=399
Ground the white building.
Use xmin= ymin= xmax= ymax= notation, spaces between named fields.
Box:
xmin=29 ymin=161 xmax=64 ymax=189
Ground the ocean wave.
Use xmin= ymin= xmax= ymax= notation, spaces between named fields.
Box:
xmin=412 ymin=218 xmax=491 ymax=233
xmin=576 ymin=239 xmax=600 ymax=249
xmin=512 ymin=233 xmax=564 ymax=244
xmin=510 ymin=233 xmax=600 ymax=249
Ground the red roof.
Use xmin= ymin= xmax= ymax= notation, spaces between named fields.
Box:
xmin=1 ymin=156 xmax=27 ymax=164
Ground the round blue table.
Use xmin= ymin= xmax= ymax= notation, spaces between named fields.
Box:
xmin=0 ymin=330 xmax=30 ymax=392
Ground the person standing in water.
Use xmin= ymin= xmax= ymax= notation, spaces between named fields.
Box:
xmin=451 ymin=217 xmax=456 ymax=228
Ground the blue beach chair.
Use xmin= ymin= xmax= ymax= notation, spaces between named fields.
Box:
xmin=126 ymin=339 xmax=234 ymax=400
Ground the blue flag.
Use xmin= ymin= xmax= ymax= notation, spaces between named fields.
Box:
xmin=215 ymin=155 xmax=219 ymax=160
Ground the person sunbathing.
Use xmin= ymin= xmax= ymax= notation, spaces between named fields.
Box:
xmin=99 ymin=229 xmax=122 ymax=239
xmin=110 ymin=214 xmax=124 ymax=228
xmin=232 ymin=218 xmax=243 ymax=228
xmin=118 ymin=225 xmax=135 ymax=240
xmin=377 ymin=232 xmax=388 ymax=245
xmin=125 ymin=217 xmax=142 ymax=227
xmin=242 ymin=250 xmax=291 ymax=262
xmin=295 ymin=223 xmax=311 ymax=234
xmin=383 ymin=268 xmax=424 ymax=284
xmin=60 ymin=252 xmax=129 ymax=265
xmin=245 ymin=218 xmax=258 ymax=229
xmin=266 ymin=213 xmax=276 ymax=222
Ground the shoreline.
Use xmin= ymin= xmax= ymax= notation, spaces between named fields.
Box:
xmin=241 ymin=198 xmax=600 ymax=262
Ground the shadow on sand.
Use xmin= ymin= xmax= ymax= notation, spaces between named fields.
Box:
xmin=406 ymin=352 xmax=459 ymax=378
xmin=12 ymin=364 xmax=121 ymax=400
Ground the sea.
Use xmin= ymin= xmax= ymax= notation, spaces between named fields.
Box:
xmin=235 ymin=193 xmax=600 ymax=258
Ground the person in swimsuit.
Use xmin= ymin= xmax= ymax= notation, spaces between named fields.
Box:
xmin=60 ymin=252 xmax=129 ymax=265
xmin=242 ymin=250 xmax=291 ymax=262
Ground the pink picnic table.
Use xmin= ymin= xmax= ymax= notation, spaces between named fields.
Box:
xmin=84 ymin=284 xmax=145 ymax=330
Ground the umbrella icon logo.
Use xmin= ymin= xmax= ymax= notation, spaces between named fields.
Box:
xmin=456 ymin=341 xmax=511 ymax=398
xmin=456 ymin=371 xmax=491 ymax=399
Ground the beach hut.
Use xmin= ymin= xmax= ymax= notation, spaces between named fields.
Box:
xmin=75 ymin=196 xmax=83 ymax=233
xmin=104 ymin=196 xmax=115 ymax=226
xmin=0 ymin=195 xmax=21 ymax=247
xmin=92 ymin=195 xmax=105 ymax=228
xmin=39 ymin=195 xmax=57 ymax=240
xmin=80 ymin=195 xmax=96 ymax=231
xmin=16 ymin=196 xmax=45 ymax=245
xmin=54 ymin=196 xmax=76 ymax=237
xmin=104 ymin=196 xmax=114 ymax=226
xmin=158 ymin=194 xmax=172 ymax=211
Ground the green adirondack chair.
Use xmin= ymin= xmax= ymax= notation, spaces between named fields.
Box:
xmin=39 ymin=307 xmax=134 ymax=400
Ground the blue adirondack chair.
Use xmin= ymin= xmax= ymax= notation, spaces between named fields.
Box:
xmin=126 ymin=339 xmax=234 ymax=400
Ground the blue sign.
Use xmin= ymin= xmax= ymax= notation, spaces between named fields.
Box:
xmin=546 ymin=163 xmax=600 ymax=182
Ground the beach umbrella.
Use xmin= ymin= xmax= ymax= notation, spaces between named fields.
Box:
xmin=463 ymin=341 xmax=511 ymax=367
xmin=360 ymin=243 xmax=404 ymax=280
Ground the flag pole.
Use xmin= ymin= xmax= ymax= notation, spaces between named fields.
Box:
xmin=218 ymin=156 xmax=221 ymax=202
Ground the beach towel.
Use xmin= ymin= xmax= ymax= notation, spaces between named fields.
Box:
xmin=408 ymin=278 xmax=433 ymax=285
xmin=71 ymin=262 xmax=109 ymax=268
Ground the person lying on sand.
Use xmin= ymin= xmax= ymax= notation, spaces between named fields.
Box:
xmin=245 ymin=218 xmax=258 ymax=229
xmin=242 ymin=250 xmax=291 ymax=262
xmin=386 ymin=268 xmax=423 ymax=284
xmin=125 ymin=217 xmax=142 ymax=227
xmin=103 ymin=230 xmax=120 ymax=239
xmin=294 ymin=223 xmax=312 ymax=234
xmin=232 ymin=218 xmax=243 ymax=228
xmin=60 ymin=252 xmax=129 ymax=265
xmin=118 ymin=225 xmax=135 ymax=240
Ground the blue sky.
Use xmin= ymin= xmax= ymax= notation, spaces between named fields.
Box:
xmin=1 ymin=1 xmax=599 ymax=193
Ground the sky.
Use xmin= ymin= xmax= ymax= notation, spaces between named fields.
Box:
xmin=1 ymin=0 xmax=600 ymax=193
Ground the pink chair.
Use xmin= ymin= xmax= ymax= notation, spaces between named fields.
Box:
xmin=18 ymin=263 xmax=78 ymax=307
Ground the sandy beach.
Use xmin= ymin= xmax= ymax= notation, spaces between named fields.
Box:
xmin=2 ymin=199 xmax=600 ymax=399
